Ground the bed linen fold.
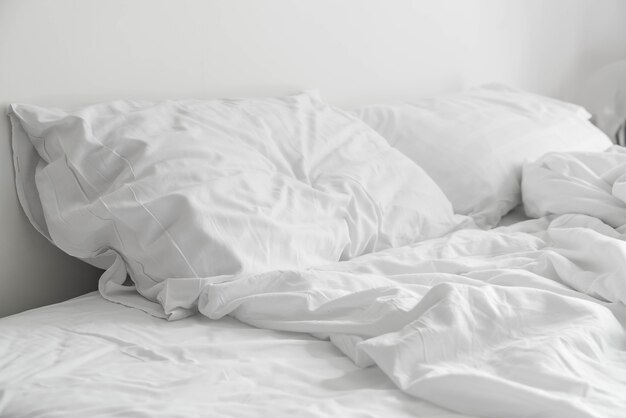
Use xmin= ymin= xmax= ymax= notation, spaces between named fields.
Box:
xmin=1 ymin=293 xmax=470 ymax=418
xmin=522 ymin=145 xmax=626 ymax=230
xmin=11 ymin=146 xmax=626 ymax=417
xmin=121 ymin=146 xmax=626 ymax=417
xmin=193 ymin=213 xmax=626 ymax=417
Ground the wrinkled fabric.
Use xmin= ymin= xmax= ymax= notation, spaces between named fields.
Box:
xmin=523 ymin=145 xmax=626 ymax=230
xmin=196 ymin=214 xmax=626 ymax=418
xmin=0 ymin=293 xmax=468 ymax=418
xmin=9 ymin=92 xmax=466 ymax=320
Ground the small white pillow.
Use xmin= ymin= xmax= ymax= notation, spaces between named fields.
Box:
xmin=10 ymin=92 xmax=466 ymax=318
xmin=352 ymin=84 xmax=613 ymax=227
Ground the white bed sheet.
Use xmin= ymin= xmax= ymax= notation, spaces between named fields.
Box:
xmin=0 ymin=292 xmax=469 ymax=418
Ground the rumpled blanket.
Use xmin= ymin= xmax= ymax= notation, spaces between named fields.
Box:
xmin=169 ymin=147 xmax=626 ymax=418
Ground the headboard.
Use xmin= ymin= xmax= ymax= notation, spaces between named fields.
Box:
xmin=2 ymin=0 xmax=625 ymax=317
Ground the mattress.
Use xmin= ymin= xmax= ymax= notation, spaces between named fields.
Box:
xmin=0 ymin=292 xmax=468 ymax=418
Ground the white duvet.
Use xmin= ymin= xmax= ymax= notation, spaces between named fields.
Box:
xmin=182 ymin=148 xmax=626 ymax=418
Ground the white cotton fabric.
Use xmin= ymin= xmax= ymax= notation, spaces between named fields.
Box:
xmin=8 ymin=92 xmax=466 ymax=319
xmin=6 ymin=143 xmax=626 ymax=417
xmin=197 ymin=214 xmax=626 ymax=418
xmin=496 ymin=203 xmax=529 ymax=227
xmin=523 ymin=145 xmax=626 ymax=229
xmin=352 ymin=84 xmax=612 ymax=227
xmin=0 ymin=292 xmax=470 ymax=418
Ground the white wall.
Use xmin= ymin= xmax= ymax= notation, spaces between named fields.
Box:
xmin=1 ymin=0 xmax=625 ymax=316
xmin=2 ymin=0 xmax=625 ymax=106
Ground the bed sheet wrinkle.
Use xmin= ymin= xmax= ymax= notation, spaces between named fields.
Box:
xmin=2 ymin=293 xmax=465 ymax=417
xmin=197 ymin=206 xmax=626 ymax=417
xmin=8 ymin=130 xmax=626 ymax=416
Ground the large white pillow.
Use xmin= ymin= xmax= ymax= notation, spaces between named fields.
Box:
xmin=9 ymin=92 xmax=466 ymax=318
xmin=352 ymin=84 xmax=613 ymax=227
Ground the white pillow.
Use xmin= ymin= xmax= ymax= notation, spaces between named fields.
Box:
xmin=9 ymin=92 xmax=466 ymax=318
xmin=352 ymin=84 xmax=613 ymax=227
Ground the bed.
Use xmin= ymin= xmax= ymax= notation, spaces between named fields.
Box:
xmin=2 ymin=1 xmax=626 ymax=418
